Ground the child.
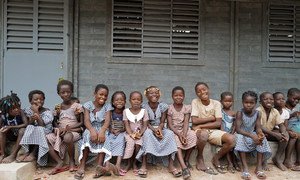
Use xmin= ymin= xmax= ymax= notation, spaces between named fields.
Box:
xmin=137 ymin=86 xmax=178 ymax=177
xmin=47 ymin=80 xmax=84 ymax=175
xmin=123 ymin=91 xmax=149 ymax=178
xmin=220 ymin=91 xmax=239 ymax=173
xmin=167 ymin=86 xmax=196 ymax=179
xmin=273 ymin=92 xmax=290 ymax=125
xmin=0 ymin=92 xmax=28 ymax=163
xmin=75 ymin=84 xmax=113 ymax=179
xmin=283 ymin=88 xmax=300 ymax=170
xmin=191 ymin=82 xmax=235 ymax=175
xmin=106 ymin=91 xmax=126 ymax=176
xmin=19 ymin=90 xmax=54 ymax=166
xmin=257 ymin=92 xmax=289 ymax=171
xmin=235 ymin=91 xmax=271 ymax=180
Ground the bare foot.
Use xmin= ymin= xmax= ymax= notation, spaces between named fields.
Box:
xmin=16 ymin=153 xmax=29 ymax=162
xmin=262 ymin=161 xmax=270 ymax=171
xmin=0 ymin=155 xmax=5 ymax=162
xmin=1 ymin=155 xmax=16 ymax=163
xmin=195 ymin=156 xmax=207 ymax=171
xmin=272 ymin=158 xmax=287 ymax=171
xmin=69 ymin=159 xmax=77 ymax=172
xmin=22 ymin=154 xmax=36 ymax=162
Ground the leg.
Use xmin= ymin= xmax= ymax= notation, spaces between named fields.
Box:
xmin=177 ymin=148 xmax=188 ymax=169
xmin=48 ymin=142 xmax=64 ymax=175
xmin=255 ymin=152 xmax=267 ymax=179
xmin=168 ymin=154 xmax=182 ymax=177
xmin=283 ymin=137 xmax=297 ymax=168
xmin=137 ymin=155 xmax=148 ymax=178
xmin=212 ymin=133 xmax=235 ymax=167
xmin=184 ymin=148 xmax=194 ymax=170
xmin=0 ymin=131 xmax=7 ymax=162
xmin=133 ymin=144 xmax=141 ymax=171
xmin=295 ymin=139 xmax=300 ymax=165
xmin=239 ymin=152 xmax=248 ymax=172
xmin=22 ymin=145 xmax=37 ymax=162
xmin=226 ymin=152 xmax=235 ymax=173
xmin=63 ymin=132 xmax=76 ymax=170
xmin=195 ymin=130 xmax=209 ymax=171
xmin=75 ymin=147 xmax=89 ymax=178
xmin=2 ymin=128 xmax=25 ymax=163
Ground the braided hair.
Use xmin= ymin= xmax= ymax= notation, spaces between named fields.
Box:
xmin=0 ymin=91 xmax=21 ymax=116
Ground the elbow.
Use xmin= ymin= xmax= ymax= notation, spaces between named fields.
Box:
xmin=216 ymin=120 xmax=221 ymax=129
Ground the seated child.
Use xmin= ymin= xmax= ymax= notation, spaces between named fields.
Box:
xmin=0 ymin=92 xmax=28 ymax=163
xmin=167 ymin=86 xmax=196 ymax=179
xmin=283 ymin=88 xmax=300 ymax=170
xmin=19 ymin=90 xmax=54 ymax=166
xmin=257 ymin=92 xmax=289 ymax=171
xmin=123 ymin=91 xmax=149 ymax=178
xmin=235 ymin=91 xmax=271 ymax=180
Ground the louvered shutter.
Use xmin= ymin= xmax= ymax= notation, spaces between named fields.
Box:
xmin=171 ymin=0 xmax=199 ymax=60
xmin=113 ymin=0 xmax=143 ymax=57
xmin=112 ymin=0 xmax=200 ymax=60
xmin=268 ymin=4 xmax=299 ymax=63
xmin=4 ymin=0 xmax=65 ymax=52
xmin=5 ymin=0 xmax=34 ymax=50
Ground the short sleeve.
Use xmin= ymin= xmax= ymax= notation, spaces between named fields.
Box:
xmin=71 ymin=103 xmax=84 ymax=114
xmin=214 ymin=100 xmax=222 ymax=119
xmin=191 ymin=99 xmax=199 ymax=117
xmin=143 ymin=110 xmax=149 ymax=121
xmin=41 ymin=109 xmax=54 ymax=125
xmin=184 ymin=104 xmax=192 ymax=114
xmin=159 ymin=102 xmax=169 ymax=113
xmin=123 ymin=109 xmax=129 ymax=121
xmin=274 ymin=109 xmax=284 ymax=125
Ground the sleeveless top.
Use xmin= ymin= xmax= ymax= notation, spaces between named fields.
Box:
xmin=240 ymin=109 xmax=258 ymax=133
xmin=221 ymin=109 xmax=234 ymax=132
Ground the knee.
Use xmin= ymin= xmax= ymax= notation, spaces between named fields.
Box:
xmin=196 ymin=130 xmax=208 ymax=142
xmin=223 ymin=134 xmax=236 ymax=148
xmin=18 ymin=128 xmax=25 ymax=136
xmin=63 ymin=133 xmax=74 ymax=143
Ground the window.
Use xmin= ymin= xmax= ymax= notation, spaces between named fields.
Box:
xmin=268 ymin=3 xmax=300 ymax=63
xmin=111 ymin=0 xmax=201 ymax=64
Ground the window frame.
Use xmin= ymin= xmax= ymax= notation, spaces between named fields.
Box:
xmin=107 ymin=0 xmax=204 ymax=66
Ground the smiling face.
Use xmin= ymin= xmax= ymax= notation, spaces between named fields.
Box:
xmin=260 ymin=93 xmax=274 ymax=109
xmin=130 ymin=92 xmax=142 ymax=109
xmin=58 ymin=84 xmax=72 ymax=102
xmin=195 ymin=84 xmax=209 ymax=102
xmin=287 ymin=92 xmax=300 ymax=108
xmin=30 ymin=93 xmax=45 ymax=108
xmin=274 ymin=93 xmax=286 ymax=109
xmin=146 ymin=87 xmax=160 ymax=103
xmin=221 ymin=95 xmax=233 ymax=110
xmin=172 ymin=89 xmax=184 ymax=105
xmin=242 ymin=95 xmax=257 ymax=113
xmin=112 ymin=93 xmax=126 ymax=110
xmin=94 ymin=88 xmax=108 ymax=106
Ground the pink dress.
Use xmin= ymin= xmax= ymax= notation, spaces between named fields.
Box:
xmin=47 ymin=102 xmax=83 ymax=159
xmin=167 ymin=104 xmax=197 ymax=150
xmin=123 ymin=108 xmax=149 ymax=159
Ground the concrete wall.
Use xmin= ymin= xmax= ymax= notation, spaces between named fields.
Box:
xmin=0 ymin=0 xmax=3 ymax=96
xmin=77 ymin=0 xmax=232 ymax=105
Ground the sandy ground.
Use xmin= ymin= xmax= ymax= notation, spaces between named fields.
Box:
xmin=33 ymin=162 xmax=299 ymax=180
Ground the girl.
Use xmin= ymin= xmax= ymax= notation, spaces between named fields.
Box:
xmin=137 ymin=86 xmax=178 ymax=177
xmin=123 ymin=91 xmax=149 ymax=178
xmin=235 ymin=91 xmax=271 ymax=180
xmin=283 ymin=88 xmax=300 ymax=170
xmin=167 ymin=86 xmax=196 ymax=180
xmin=75 ymin=84 xmax=112 ymax=179
xmin=220 ymin=91 xmax=239 ymax=173
xmin=47 ymin=80 xmax=84 ymax=175
xmin=0 ymin=92 xmax=28 ymax=163
xmin=106 ymin=91 xmax=126 ymax=176
xmin=19 ymin=90 xmax=53 ymax=166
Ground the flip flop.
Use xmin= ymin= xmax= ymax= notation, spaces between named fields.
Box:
xmin=169 ymin=168 xmax=182 ymax=177
xmin=200 ymin=167 xmax=218 ymax=175
xmin=182 ymin=168 xmax=191 ymax=180
xmin=213 ymin=164 xmax=227 ymax=174
xmin=138 ymin=169 xmax=147 ymax=178
xmin=133 ymin=169 xmax=139 ymax=176
xmin=255 ymin=170 xmax=266 ymax=179
xmin=107 ymin=162 xmax=120 ymax=176
xmin=16 ymin=154 xmax=28 ymax=163
xmin=48 ymin=166 xmax=70 ymax=175
xmin=241 ymin=171 xmax=251 ymax=180
xmin=74 ymin=170 xmax=85 ymax=180
xmin=21 ymin=155 xmax=36 ymax=162
xmin=290 ymin=165 xmax=300 ymax=171
xmin=185 ymin=161 xmax=193 ymax=170
xmin=93 ymin=165 xmax=111 ymax=178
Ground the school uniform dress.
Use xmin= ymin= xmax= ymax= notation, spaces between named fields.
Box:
xmin=286 ymin=104 xmax=300 ymax=133
xmin=20 ymin=107 xmax=53 ymax=166
xmin=136 ymin=102 xmax=177 ymax=163
xmin=234 ymin=109 xmax=272 ymax=161
xmin=123 ymin=108 xmax=149 ymax=159
xmin=256 ymin=105 xmax=284 ymax=131
xmin=106 ymin=111 xmax=125 ymax=157
xmin=221 ymin=109 xmax=235 ymax=133
xmin=47 ymin=102 xmax=83 ymax=159
xmin=77 ymin=101 xmax=112 ymax=163
xmin=167 ymin=104 xmax=196 ymax=150
xmin=1 ymin=113 xmax=24 ymax=141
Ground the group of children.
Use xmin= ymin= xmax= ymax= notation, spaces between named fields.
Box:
xmin=0 ymin=80 xmax=299 ymax=180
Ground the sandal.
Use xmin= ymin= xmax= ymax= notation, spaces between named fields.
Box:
xmin=138 ymin=169 xmax=147 ymax=178
xmin=228 ymin=166 xmax=236 ymax=173
xmin=74 ymin=170 xmax=85 ymax=180
xmin=290 ymin=165 xmax=300 ymax=171
xmin=241 ymin=172 xmax=251 ymax=180
xmin=169 ymin=168 xmax=182 ymax=177
xmin=213 ymin=164 xmax=227 ymax=174
xmin=255 ymin=171 xmax=266 ymax=179
xmin=48 ymin=166 xmax=70 ymax=175
xmin=93 ymin=165 xmax=111 ymax=179
xmin=182 ymin=168 xmax=191 ymax=180
xmin=200 ymin=167 xmax=218 ymax=175
xmin=185 ymin=160 xmax=193 ymax=170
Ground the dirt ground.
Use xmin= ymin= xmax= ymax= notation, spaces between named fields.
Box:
xmin=33 ymin=162 xmax=299 ymax=180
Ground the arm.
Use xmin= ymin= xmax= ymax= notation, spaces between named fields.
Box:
xmin=182 ymin=113 xmax=190 ymax=136
xmin=191 ymin=116 xmax=216 ymax=125
xmin=124 ymin=120 xmax=133 ymax=135
xmin=235 ymin=111 xmax=253 ymax=138
xmin=140 ymin=119 xmax=148 ymax=135
xmin=97 ymin=111 xmax=111 ymax=143
xmin=83 ymin=108 xmax=97 ymax=143
xmin=9 ymin=110 xmax=28 ymax=129
xmin=167 ymin=113 xmax=180 ymax=136
xmin=192 ymin=117 xmax=221 ymax=130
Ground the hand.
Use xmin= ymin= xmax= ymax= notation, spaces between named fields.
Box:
xmin=54 ymin=128 xmax=60 ymax=136
xmin=0 ymin=126 xmax=11 ymax=133
xmin=154 ymin=127 xmax=163 ymax=139
xmin=291 ymin=111 xmax=300 ymax=118
xmin=179 ymin=133 xmax=187 ymax=145
xmin=97 ymin=130 xmax=106 ymax=143
xmin=251 ymin=134 xmax=261 ymax=145
xmin=31 ymin=104 xmax=40 ymax=113
xmin=288 ymin=130 xmax=298 ymax=139
xmin=59 ymin=127 xmax=66 ymax=136
xmin=135 ymin=131 xmax=141 ymax=139
xmin=54 ymin=104 xmax=61 ymax=116
xmin=272 ymin=132 xmax=286 ymax=142
xmin=65 ymin=125 xmax=71 ymax=132
xmin=90 ymin=129 xmax=98 ymax=143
